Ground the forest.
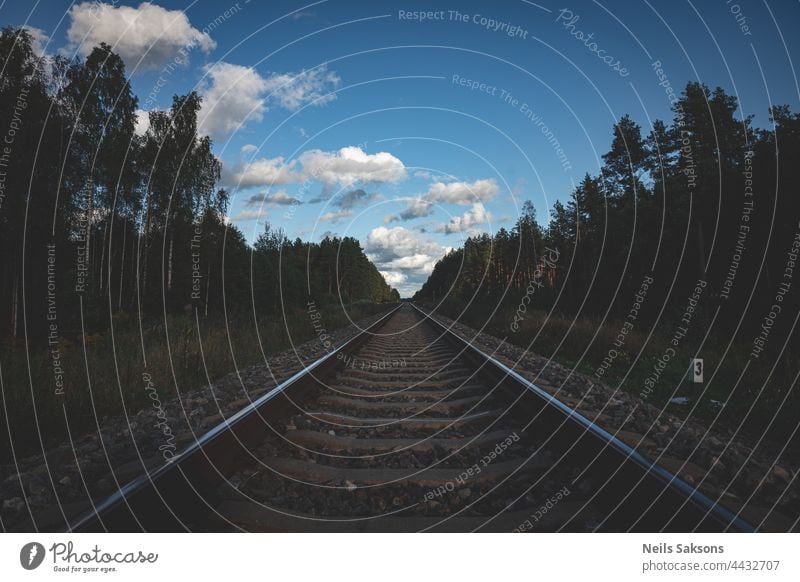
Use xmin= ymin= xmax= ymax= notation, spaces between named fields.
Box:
xmin=0 ymin=27 xmax=396 ymax=458
xmin=0 ymin=28 xmax=397 ymax=339
xmin=415 ymin=80 xmax=800 ymax=442
xmin=0 ymin=26 xmax=397 ymax=341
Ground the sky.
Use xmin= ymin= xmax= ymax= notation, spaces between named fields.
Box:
xmin=4 ymin=0 xmax=800 ymax=296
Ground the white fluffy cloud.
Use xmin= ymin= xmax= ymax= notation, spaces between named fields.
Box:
xmin=199 ymin=62 xmax=269 ymax=138
xmin=427 ymin=178 xmax=499 ymax=205
xmin=380 ymin=270 xmax=408 ymax=287
xmin=366 ymin=226 xmax=449 ymax=296
xmin=222 ymin=156 xmax=302 ymax=189
xmin=300 ymin=146 xmax=407 ymax=187
xmin=437 ymin=203 xmax=492 ymax=234
xmin=388 ymin=178 xmax=499 ymax=224
xmin=198 ymin=62 xmax=341 ymax=139
xmin=66 ymin=2 xmax=215 ymax=70
xmin=224 ymin=146 xmax=407 ymax=190
xmin=366 ymin=226 xmax=445 ymax=274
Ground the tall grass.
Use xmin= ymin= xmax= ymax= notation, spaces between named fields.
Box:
xmin=0 ymin=302 xmax=391 ymax=462
xmin=437 ymin=301 xmax=799 ymax=445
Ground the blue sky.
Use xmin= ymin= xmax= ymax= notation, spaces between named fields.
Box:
xmin=5 ymin=0 xmax=800 ymax=295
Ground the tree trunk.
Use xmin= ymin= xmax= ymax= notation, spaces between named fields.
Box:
xmin=85 ymin=178 xmax=93 ymax=290
xmin=695 ymin=216 xmax=707 ymax=279
xmin=11 ymin=275 xmax=19 ymax=339
xmin=167 ymin=231 xmax=174 ymax=292
xmin=118 ymin=223 xmax=126 ymax=311
xmin=99 ymin=217 xmax=108 ymax=292
xmin=204 ymin=263 xmax=211 ymax=317
xmin=141 ymin=199 xmax=151 ymax=300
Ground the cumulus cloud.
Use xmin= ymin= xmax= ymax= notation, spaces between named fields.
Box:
xmin=383 ymin=254 xmax=440 ymax=272
xmin=199 ymin=62 xmax=269 ymax=138
xmin=366 ymin=226 xmax=449 ymax=296
xmin=222 ymin=156 xmax=302 ymax=189
xmin=366 ymin=226 xmax=445 ymax=274
xmin=380 ymin=270 xmax=407 ymax=287
xmin=244 ymin=190 xmax=302 ymax=207
xmin=387 ymin=178 xmax=498 ymax=224
xmin=223 ymin=146 xmax=406 ymax=191
xmin=66 ymin=1 xmax=215 ymax=70
xmin=199 ymin=62 xmax=341 ymax=139
xmin=437 ymin=203 xmax=493 ymax=234
xmin=427 ymin=178 xmax=499 ymax=205
xmin=300 ymin=146 xmax=406 ymax=187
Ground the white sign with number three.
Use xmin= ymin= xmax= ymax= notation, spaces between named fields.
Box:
xmin=690 ymin=358 xmax=703 ymax=383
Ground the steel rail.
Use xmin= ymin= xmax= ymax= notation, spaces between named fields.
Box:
xmin=67 ymin=302 xmax=753 ymax=532
xmin=411 ymin=303 xmax=753 ymax=532
xmin=66 ymin=304 xmax=403 ymax=532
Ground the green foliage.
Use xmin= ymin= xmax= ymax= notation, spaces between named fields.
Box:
xmin=252 ymin=224 xmax=397 ymax=311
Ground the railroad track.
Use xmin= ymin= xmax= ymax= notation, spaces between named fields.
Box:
xmin=69 ymin=304 xmax=752 ymax=532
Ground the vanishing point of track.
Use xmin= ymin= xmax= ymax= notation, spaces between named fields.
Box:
xmin=69 ymin=304 xmax=752 ymax=532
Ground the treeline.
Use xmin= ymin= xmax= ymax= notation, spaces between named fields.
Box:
xmin=416 ymin=82 xmax=800 ymax=352
xmin=253 ymin=225 xmax=400 ymax=313
xmin=0 ymin=27 xmax=397 ymax=345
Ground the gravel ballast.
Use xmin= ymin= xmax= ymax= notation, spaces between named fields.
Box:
xmin=424 ymin=309 xmax=799 ymax=531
